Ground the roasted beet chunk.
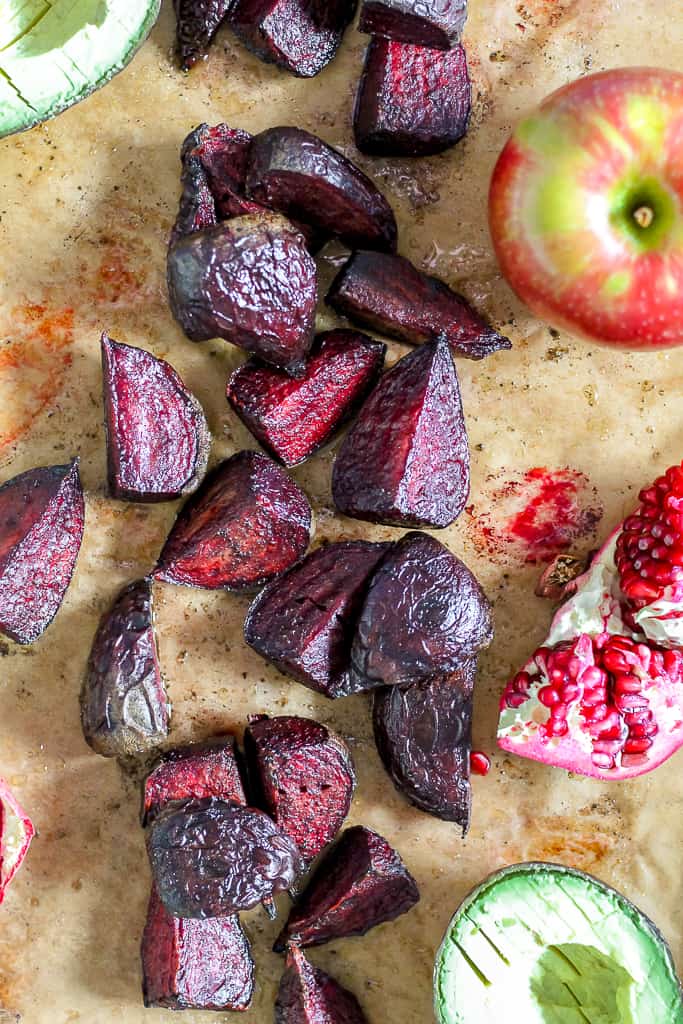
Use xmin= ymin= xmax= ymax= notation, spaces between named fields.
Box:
xmin=171 ymin=154 xmax=218 ymax=243
xmin=101 ymin=334 xmax=211 ymax=503
xmin=0 ymin=460 xmax=84 ymax=645
xmin=167 ymin=214 xmax=317 ymax=375
xmin=244 ymin=541 xmax=390 ymax=697
xmin=332 ymin=336 xmax=469 ymax=529
xmin=147 ymin=797 xmax=305 ymax=918
xmin=354 ymin=40 xmax=471 ymax=156
xmin=227 ymin=330 xmax=386 ymax=467
xmin=154 ymin=451 xmax=312 ymax=591
xmin=174 ymin=0 xmax=233 ymax=69
xmin=81 ymin=579 xmax=169 ymax=759
xmin=142 ymin=886 xmax=254 ymax=1009
xmin=182 ymin=122 xmax=265 ymax=220
xmin=245 ymin=715 xmax=355 ymax=863
xmin=358 ymin=0 xmax=466 ymax=49
xmin=276 ymin=946 xmax=368 ymax=1024
xmin=327 ymin=251 xmax=510 ymax=360
xmin=274 ymin=825 xmax=419 ymax=950
xmin=350 ymin=532 xmax=492 ymax=690
xmin=142 ymin=735 xmax=247 ymax=826
xmin=246 ymin=127 xmax=398 ymax=252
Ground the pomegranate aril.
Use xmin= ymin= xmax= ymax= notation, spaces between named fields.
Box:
xmin=614 ymin=674 xmax=642 ymax=695
xmin=624 ymin=737 xmax=654 ymax=754
xmin=615 ymin=693 xmax=650 ymax=713
xmin=591 ymin=752 xmax=615 ymax=770
xmin=470 ymin=751 xmax=490 ymax=776
xmin=538 ymin=686 xmax=560 ymax=707
xmin=505 ymin=692 xmax=528 ymax=710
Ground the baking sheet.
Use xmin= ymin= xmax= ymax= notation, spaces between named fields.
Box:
xmin=1 ymin=2 xmax=683 ymax=1021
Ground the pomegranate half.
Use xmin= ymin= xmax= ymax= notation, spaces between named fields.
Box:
xmin=0 ymin=777 xmax=34 ymax=903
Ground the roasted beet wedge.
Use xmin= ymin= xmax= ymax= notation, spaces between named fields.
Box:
xmin=101 ymin=334 xmax=211 ymax=503
xmin=244 ymin=541 xmax=391 ymax=697
xmin=274 ymin=825 xmax=419 ymax=950
xmin=350 ymin=532 xmax=492 ymax=690
xmin=154 ymin=451 xmax=312 ymax=591
xmin=142 ymin=735 xmax=247 ymax=826
xmin=0 ymin=460 xmax=85 ymax=645
xmin=226 ymin=330 xmax=386 ymax=467
xmin=373 ymin=663 xmax=475 ymax=830
xmin=142 ymin=886 xmax=254 ymax=1010
xmin=171 ymin=154 xmax=217 ymax=244
xmin=276 ymin=946 xmax=368 ymax=1024
xmin=147 ymin=797 xmax=305 ymax=918
xmin=327 ymin=251 xmax=510 ymax=360
xmin=167 ymin=214 xmax=317 ymax=375
xmin=244 ymin=715 xmax=355 ymax=863
xmin=174 ymin=0 xmax=234 ymax=70
xmin=354 ymin=40 xmax=471 ymax=157
xmin=358 ymin=0 xmax=466 ymax=49
xmin=332 ymin=336 xmax=469 ymax=529
xmin=246 ymin=127 xmax=398 ymax=252
xmin=81 ymin=579 xmax=169 ymax=759
xmin=0 ymin=778 xmax=34 ymax=904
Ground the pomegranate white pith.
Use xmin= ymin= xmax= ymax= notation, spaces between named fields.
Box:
xmin=0 ymin=777 xmax=34 ymax=903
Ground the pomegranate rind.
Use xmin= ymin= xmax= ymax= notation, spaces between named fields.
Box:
xmin=0 ymin=777 xmax=34 ymax=904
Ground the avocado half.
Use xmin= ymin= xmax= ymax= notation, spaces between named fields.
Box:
xmin=435 ymin=862 xmax=683 ymax=1024
xmin=0 ymin=0 xmax=160 ymax=138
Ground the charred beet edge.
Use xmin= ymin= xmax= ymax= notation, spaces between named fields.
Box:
xmin=171 ymin=153 xmax=217 ymax=243
xmin=81 ymin=579 xmax=169 ymax=759
xmin=142 ymin=886 xmax=254 ymax=1010
xmin=244 ymin=540 xmax=391 ymax=698
xmin=244 ymin=715 xmax=355 ymax=863
xmin=167 ymin=213 xmax=317 ymax=375
xmin=101 ymin=333 xmax=211 ymax=503
xmin=327 ymin=250 xmax=511 ymax=360
xmin=0 ymin=777 xmax=35 ymax=904
xmin=174 ymin=0 xmax=234 ymax=70
xmin=332 ymin=336 xmax=470 ymax=528
xmin=358 ymin=0 xmax=467 ymax=49
xmin=141 ymin=735 xmax=247 ymax=826
xmin=354 ymin=39 xmax=471 ymax=157
xmin=0 ymin=460 xmax=85 ymax=645
xmin=227 ymin=330 xmax=386 ymax=467
xmin=274 ymin=824 xmax=419 ymax=950
xmin=147 ymin=797 xmax=305 ymax=918
xmin=154 ymin=451 xmax=312 ymax=591
xmin=350 ymin=531 xmax=493 ymax=691
xmin=275 ymin=946 xmax=369 ymax=1024
xmin=246 ymin=127 xmax=398 ymax=252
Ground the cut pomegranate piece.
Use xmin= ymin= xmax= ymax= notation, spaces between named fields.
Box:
xmin=276 ymin=946 xmax=368 ymax=1024
xmin=154 ymin=451 xmax=312 ymax=591
xmin=245 ymin=127 xmax=398 ymax=252
xmin=167 ymin=213 xmax=317 ymax=375
xmin=274 ymin=825 xmax=419 ymax=950
xmin=0 ymin=460 xmax=85 ymax=645
xmin=358 ymin=0 xmax=466 ymax=49
xmin=141 ymin=885 xmax=254 ymax=1010
xmin=332 ymin=336 xmax=469 ymax=528
xmin=171 ymin=153 xmax=217 ymax=244
xmin=0 ymin=778 xmax=34 ymax=904
xmin=174 ymin=0 xmax=234 ymax=69
xmin=327 ymin=250 xmax=511 ymax=360
xmin=141 ymin=735 xmax=247 ymax=826
xmin=244 ymin=540 xmax=391 ymax=698
xmin=354 ymin=40 xmax=471 ymax=157
xmin=81 ymin=579 xmax=169 ymax=759
xmin=244 ymin=715 xmax=355 ymax=863
xmin=226 ymin=330 xmax=386 ymax=467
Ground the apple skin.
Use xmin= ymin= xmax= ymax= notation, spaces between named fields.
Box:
xmin=489 ymin=67 xmax=683 ymax=349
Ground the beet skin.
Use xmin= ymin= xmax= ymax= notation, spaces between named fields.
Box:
xmin=171 ymin=153 xmax=218 ymax=243
xmin=174 ymin=0 xmax=234 ymax=69
xmin=276 ymin=946 xmax=368 ymax=1024
xmin=141 ymin=735 xmax=247 ymax=826
xmin=358 ymin=0 xmax=467 ymax=49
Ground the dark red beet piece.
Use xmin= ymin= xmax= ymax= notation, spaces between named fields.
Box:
xmin=147 ymin=797 xmax=305 ymax=918
xmin=142 ymin=886 xmax=254 ymax=1010
xmin=274 ymin=825 xmax=419 ymax=950
xmin=174 ymin=0 xmax=234 ymax=70
xmin=244 ymin=715 xmax=355 ymax=863
xmin=354 ymin=39 xmax=471 ymax=157
xmin=101 ymin=333 xmax=211 ymax=503
xmin=171 ymin=154 xmax=218 ymax=244
xmin=154 ymin=451 xmax=312 ymax=591
xmin=142 ymin=735 xmax=247 ymax=826
xmin=358 ymin=0 xmax=466 ymax=49
xmin=226 ymin=330 xmax=386 ymax=467
xmin=167 ymin=213 xmax=317 ymax=375
xmin=327 ymin=250 xmax=510 ymax=360
xmin=275 ymin=946 xmax=368 ymax=1024
xmin=244 ymin=540 xmax=390 ymax=698
xmin=246 ymin=127 xmax=398 ymax=252
xmin=332 ymin=336 xmax=469 ymax=529
xmin=350 ymin=531 xmax=492 ymax=691
xmin=80 ymin=579 xmax=169 ymax=759
xmin=0 ymin=460 xmax=85 ymax=645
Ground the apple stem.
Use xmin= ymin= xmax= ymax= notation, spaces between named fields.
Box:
xmin=633 ymin=205 xmax=654 ymax=229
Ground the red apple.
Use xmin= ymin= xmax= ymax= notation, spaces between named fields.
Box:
xmin=489 ymin=67 xmax=683 ymax=349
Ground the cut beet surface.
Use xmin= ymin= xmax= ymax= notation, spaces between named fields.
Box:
xmin=101 ymin=333 xmax=211 ymax=503
xmin=354 ymin=39 xmax=471 ymax=157
xmin=227 ymin=330 xmax=386 ymax=467
xmin=332 ymin=336 xmax=469 ymax=529
xmin=142 ymin=735 xmax=247 ymax=826
xmin=274 ymin=825 xmax=419 ymax=950
xmin=244 ymin=540 xmax=391 ymax=698
xmin=174 ymin=0 xmax=234 ymax=70
xmin=327 ymin=250 xmax=511 ymax=360
xmin=0 ymin=460 xmax=85 ymax=645
xmin=154 ymin=451 xmax=312 ymax=591
xmin=246 ymin=127 xmax=398 ymax=252
xmin=167 ymin=213 xmax=317 ymax=375
xmin=81 ymin=578 xmax=169 ymax=759
xmin=171 ymin=153 xmax=217 ymax=244
xmin=276 ymin=946 xmax=368 ymax=1024
xmin=358 ymin=0 xmax=466 ymax=49
xmin=0 ymin=777 xmax=34 ymax=905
